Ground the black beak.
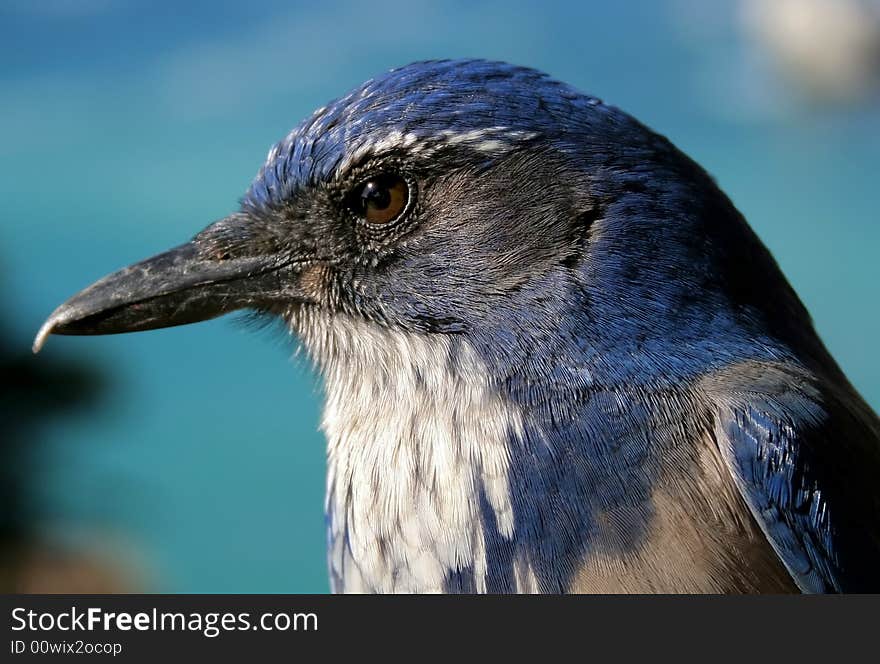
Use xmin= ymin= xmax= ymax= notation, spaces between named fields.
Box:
xmin=33 ymin=215 xmax=307 ymax=353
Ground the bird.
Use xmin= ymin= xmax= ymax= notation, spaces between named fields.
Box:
xmin=34 ymin=59 xmax=880 ymax=593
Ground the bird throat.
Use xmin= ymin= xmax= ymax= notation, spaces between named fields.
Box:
xmin=293 ymin=311 xmax=532 ymax=593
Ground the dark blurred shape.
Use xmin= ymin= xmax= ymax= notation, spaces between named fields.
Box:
xmin=1 ymin=325 xmax=104 ymax=543
xmin=1 ymin=274 xmax=137 ymax=592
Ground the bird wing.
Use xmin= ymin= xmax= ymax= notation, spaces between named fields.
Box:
xmin=705 ymin=361 xmax=880 ymax=593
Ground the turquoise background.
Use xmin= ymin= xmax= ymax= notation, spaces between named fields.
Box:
xmin=2 ymin=1 xmax=878 ymax=592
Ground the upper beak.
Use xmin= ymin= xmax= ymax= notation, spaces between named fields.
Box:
xmin=33 ymin=215 xmax=307 ymax=353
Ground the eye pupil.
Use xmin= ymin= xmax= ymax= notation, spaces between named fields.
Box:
xmin=361 ymin=181 xmax=392 ymax=210
xmin=349 ymin=174 xmax=409 ymax=225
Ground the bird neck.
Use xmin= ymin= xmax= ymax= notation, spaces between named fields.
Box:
xmin=295 ymin=310 xmax=788 ymax=594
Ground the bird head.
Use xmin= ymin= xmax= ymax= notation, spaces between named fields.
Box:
xmin=34 ymin=59 xmax=808 ymax=382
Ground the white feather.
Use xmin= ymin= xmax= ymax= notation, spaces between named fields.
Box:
xmin=294 ymin=311 xmax=526 ymax=593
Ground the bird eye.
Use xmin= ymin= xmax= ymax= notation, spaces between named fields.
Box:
xmin=349 ymin=174 xmax=409 ymax=225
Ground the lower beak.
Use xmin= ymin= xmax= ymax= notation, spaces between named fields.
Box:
xmin=33 ymin=238 xmax=304 ymax=353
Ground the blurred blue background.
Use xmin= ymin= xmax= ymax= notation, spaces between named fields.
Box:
xmin=2 ymin=0 xmax=878 ymax=592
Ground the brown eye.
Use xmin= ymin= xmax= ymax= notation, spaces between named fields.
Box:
xmin=350 ymin=174 xmax=409 ymax=224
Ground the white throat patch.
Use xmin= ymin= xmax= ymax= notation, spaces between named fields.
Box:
xmin=293 ymin=311 xmax=529 ymax=593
